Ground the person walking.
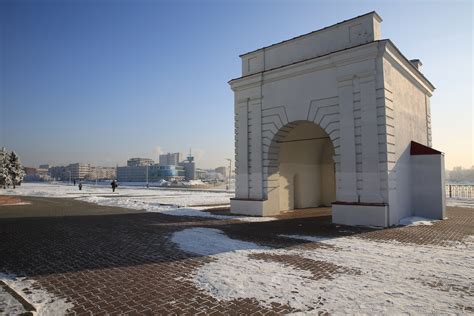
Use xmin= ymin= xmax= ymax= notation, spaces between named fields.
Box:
xmin=111 ymin=180 xmax=118 ymax=192
xmin=78 ymin=182 xmax=83 ymax=190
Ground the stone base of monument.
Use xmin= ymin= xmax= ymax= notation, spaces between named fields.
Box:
xmin=230 ymin=198 xmax=279 ymax=217
xmin=332 ymin=202 xmax=388 ymax=227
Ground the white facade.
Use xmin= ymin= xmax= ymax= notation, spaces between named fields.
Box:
xmin=229 ymin=12 xmax=445 ymax=227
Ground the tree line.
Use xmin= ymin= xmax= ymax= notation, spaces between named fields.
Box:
xmin=0 ymin=147 xmax=25 ymax=189
xmin=446 ymin=166 xmax=474 ymax=184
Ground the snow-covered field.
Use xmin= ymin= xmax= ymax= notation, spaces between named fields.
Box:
xmin=447 ymin=197 xmax=474 ymax=208
xmin=2 ymin=183 xmax=277 ymax=222
xmin=4 ymin=182 xmax=233 ymax=206
xmin=173 ymin=227 xmax=474 ymax=314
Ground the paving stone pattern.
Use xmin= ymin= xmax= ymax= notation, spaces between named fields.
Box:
xmin=0 ymin=197 xmax=472 ymax=315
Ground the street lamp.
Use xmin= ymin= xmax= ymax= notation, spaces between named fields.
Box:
xmin=146 ymin=163 xmax=149 ymax=188
xmin=226 ymin=158 xmax=232 ymax=191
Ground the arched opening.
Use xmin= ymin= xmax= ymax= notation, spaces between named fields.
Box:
xmin=269 ymin=121 xmax=336 ymax=213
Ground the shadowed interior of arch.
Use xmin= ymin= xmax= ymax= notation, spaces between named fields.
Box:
xmin=270 ymin=121 xmax=336 ymax=213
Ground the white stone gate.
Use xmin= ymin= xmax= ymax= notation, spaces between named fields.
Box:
xmin=229 ymin=12 xmax=445 ymax=227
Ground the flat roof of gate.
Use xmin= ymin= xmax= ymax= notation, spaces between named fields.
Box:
xmin=239 ymin=11 xmax=383 ymax=58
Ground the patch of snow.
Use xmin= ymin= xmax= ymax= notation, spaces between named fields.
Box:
xmin=77 ymin=195 xmax=276 ymax=222
xmin=0 ymin=272 xmax=73 ymax=315
xmin=0 ymin=202 xmax=31 ymax=206
xmin=196 ymin=251 xmax=317 ymax=311
xmin=399 ymin=216 xmax=438 ymax=226
xmin=182 ymin=179 xmax=206 ymax=186
xmin=189 ymin=230 xmax=474 ymax=313
xmin=171 ymin=227 xmax=267 ymax=256
xmin=78 ymin=195 xmax=167 ymax=211
xmin=232 ymin=216 xmax=277 ymax=222
xmin=156 ymin=179 xmax=168 ymax=186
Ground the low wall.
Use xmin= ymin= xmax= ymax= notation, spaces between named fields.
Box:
xmin=332 ymin=203 xmax=388 ymax=227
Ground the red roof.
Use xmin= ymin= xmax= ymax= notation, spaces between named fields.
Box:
xmin=410 ymin=141 xmax=442 ymax=155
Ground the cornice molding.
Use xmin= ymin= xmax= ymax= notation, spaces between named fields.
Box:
xmin=230 ymin=42 xmax=381 ymax=92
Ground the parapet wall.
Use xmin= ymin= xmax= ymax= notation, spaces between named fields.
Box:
xmin=241 ymin=12 xmax=382 ymax=76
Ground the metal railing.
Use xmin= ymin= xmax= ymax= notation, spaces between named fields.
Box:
xmin=446 ymin=185 xmax=474 ymax=199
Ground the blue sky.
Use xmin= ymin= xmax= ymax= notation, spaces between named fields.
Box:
xmin=1 ymin=0 xmax=472 ymax=169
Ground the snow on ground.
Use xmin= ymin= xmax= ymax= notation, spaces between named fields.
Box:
xmin=173 ymin=227 xmax=473 ymax=314
xmin=3 ymin=183 xmax=277 ymax=222
xmin=0 ymin=285 xmax=27 ymax=315
xmin=4 ymin=183 xmax=232 ymax=204
xmin=171 ymin=227 xmax=268 ymax=256
xmin=399 ymin=216 xmax=438 ymax=226
xmin=447 ymin=198 xmax=474 ymax=208
xmin=78 ymin=195 xmax=276 ymax=222
xmin=0 ymin=273 xmax=73 ymax=315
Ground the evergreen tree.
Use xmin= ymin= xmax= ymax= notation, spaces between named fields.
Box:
xmin=0 ymin=147 xmax=12 ymax=189
xmin=8 ymin=151 xmax=25 ymax=188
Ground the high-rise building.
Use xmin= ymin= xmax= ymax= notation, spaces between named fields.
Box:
xmin=178 ymin=152 xmax=196 ymax=180
xmin=159 ymin=153 xmax=182 ymax=166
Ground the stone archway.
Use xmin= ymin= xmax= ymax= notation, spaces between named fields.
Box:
xmin=265 ymin=121 xmax=336 ymax=213
xmin=230 ymin=12 xmax=442 ymax=227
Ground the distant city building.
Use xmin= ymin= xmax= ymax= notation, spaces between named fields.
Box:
xmin=117 ymin=166 xmax=148 ymax=182
xmin=117 ymin=152 xmax=200 ymax=182
xmin=127 ymin=158 xmax=154 ymax=167
xmin=159 ymin=153 xmax=182 ymax=166
xmin=156 ymin=165 xmax=183 ymax=178
xmin=23 ymin=167 xmax=51 ymax=182
xmin=195 ymin=169 xmax=207 ymax=180
xmin=90 ymin=166 xmax=116 ymax=180
xmin=49 ymin=166 xmax=68 ymax=181
xmin=24 ymin=167 xmax=40 ymax=182
xmin=215 ymin=166 xmax=227 ymax=178
xmin=39 ymin=164 xmax=50 ymax=169
xmin=67 ymin=163 xmax=91 ymax=180
xmin=36 ymin=166 xmax=49 ymax=179
xmin=178 ymin=153 xmax=196 ymax=180
xmin=46 ymin=164 xmax=114 ymax=181
xmin=117 ymin=164 xmax=184 ymax=182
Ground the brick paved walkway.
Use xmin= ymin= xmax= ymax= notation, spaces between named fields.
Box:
xmin=0 ymin=196 xmax=472 ymax=315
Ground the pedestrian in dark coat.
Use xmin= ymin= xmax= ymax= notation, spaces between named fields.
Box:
xmin=111 ymin=180 xmax=118 ymax=192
